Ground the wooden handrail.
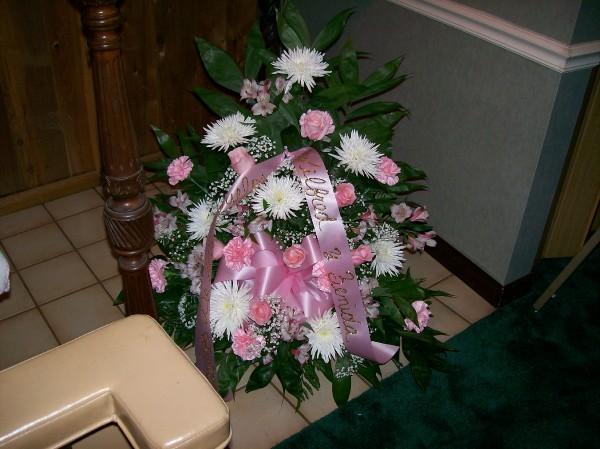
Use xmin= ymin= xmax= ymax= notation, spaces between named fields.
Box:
xmin=75 ymin=0 xmax=156 ymax=317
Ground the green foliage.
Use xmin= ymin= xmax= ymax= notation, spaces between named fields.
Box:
xmin=312 ymin=9 xmax=354 ymax=51
xmin=245 ymin=22 xmax=266 ymax=79
xmin=193 ymin=87 xmax=247 ymax=117
xmin=194 ymin=37 xmax=244 ymax=92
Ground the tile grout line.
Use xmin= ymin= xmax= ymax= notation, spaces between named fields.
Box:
xmin=41 ymin=203 xmax=126 ymax=322
xmin=427 ymin=274 xmax=476 ymax=324
xmin=269 ymin=381 xmax=313 ymax=425
xmin=0 ymin=241 xmax=62 ymax=346
xmin=0 ymin=190 xmax=105 ymax=241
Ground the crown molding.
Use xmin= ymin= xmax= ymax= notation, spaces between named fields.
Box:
xmin=387 ymin=0 xmax=600 ymax=73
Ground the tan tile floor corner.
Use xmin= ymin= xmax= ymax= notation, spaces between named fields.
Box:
xmin=0 ymin=187 xmax=495 ymax=448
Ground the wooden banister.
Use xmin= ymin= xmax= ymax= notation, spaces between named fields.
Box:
xmin=75 ymin=0 xmax=156 ymax=317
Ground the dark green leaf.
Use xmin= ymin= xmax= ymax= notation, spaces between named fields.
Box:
xmin=245 ymin=22 xmax=266 ymax=79
xmin=281 ymin=126 xmax=303 ymax=150
xmin=304 ymin=363 xmax=320 ymax=390
xmin=193 ymin=87 xmax=246 ymax=117
xmin=397 ymin=162 xmax=426 ymax=181
xmin=246 ymin=364 xmax=275 ymax=392
xmin=177 ymin=132 xmax=196 ymax=157
xmin=282 ymin=1 xmax=311 ymax=45
xmin=143 ymin=159 xmax=170 ymax=172
xmin=332 ymin=375 xmax=352 ymax=406
xmin=277 ymin=11 xmax=303 ymax=49
xmin=278 ymin=101 xmax=301 ymax=130
xmin=363 ymin=56 xmax=404 ymax=87
xmin=311 ymin=84 xmax=366 ymax=109
xmin=409 ymin=353 xmax=432 ymax=390
xmin=195 ymin=37 xmax=244 ymax=93
xmin=339 ymin=44 xmax=359 ymax=84
xmin=313 ymin=9 xmax=354 ymax=51
xmin=358 ymin=363 xmax=380 ymax=387
xmin=389 ymin=182 xmax=428 ymax=194
xmin=346 ymin=102 xmax=409 ymax=121
xmin=113 ymin=290 xmax=124 ymax=306
xmin=379 ymin=296 xmax=406 ymax=327
xmin=151 ymin=126 xmax=179 ymax=158
xmin=358 ymin=75 xmax=409 ymax=101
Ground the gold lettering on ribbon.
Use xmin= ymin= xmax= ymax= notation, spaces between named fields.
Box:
xmin=327 ymin=271 xmax=359 ymax=335
xmin=294 ymin=150 xmax=363 ymax=337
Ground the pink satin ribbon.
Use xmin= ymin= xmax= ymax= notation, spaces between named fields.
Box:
xmin=195 ymin=148 xmax=398 ymax=387
xmin=215 ymin=232 xmax=333 ymax=318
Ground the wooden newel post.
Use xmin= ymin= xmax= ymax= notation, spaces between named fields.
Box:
xmin=77 ymin=0 xmax=157 ymax=317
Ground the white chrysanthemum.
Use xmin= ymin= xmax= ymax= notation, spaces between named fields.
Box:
xmin=371 ymin=239 xmax=405 ymax=277
xmin=332 ymin=130 xmax=382 ymax=178
xmin=306 ymin=310 xmax=345 ymax=363
xmin=201 ymin=112 xmax=256 ymax=151
xmin=186 ymin=200 xmax=215 ymax=241
xmin=210 ymin=281 xmax=252 ymax=338
xmin=252 ymin=176 xmax=305 ymax=220
xmin=272 ymin=47 xmax=330 ymax=92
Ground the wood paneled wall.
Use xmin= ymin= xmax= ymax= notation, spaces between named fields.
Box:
xmin=0 ymin=0 xmax=256 ymax=212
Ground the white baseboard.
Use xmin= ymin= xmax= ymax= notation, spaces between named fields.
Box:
xmin=387 ymin=0 xmax=600 ymax=73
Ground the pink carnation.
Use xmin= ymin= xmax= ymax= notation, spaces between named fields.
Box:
xmin=410 ymin=207 xmax=429 ymax=222
xmin=232 ymin=328 xmax=265 ymax=361
xmin=283 ymin=244 xmax=306 ymax=268
xmin=223 ymin=236 xmax=255 ymax=271
xmin=375 ymin=157 xmax=401 ymax=185
xmin=299 ymin=110 xmax=335 ymax=141
xmin=167 ymin=156 xmax=193 ymax=186
xmin=148 ymin=259 xmax=168 ymax=293
xmin=335 ymin=183 xmax=356 ymax=207
xmin=249 ymin=299 xmax=272 ymax=325
xmin=404 ymin=301 xmax=431 ymax=333
xmin=352 ymin=244 xmax=373 ymax=265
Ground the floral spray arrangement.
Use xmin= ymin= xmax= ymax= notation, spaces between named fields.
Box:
xmin=144 ymin=1 xmax=452 ymax=406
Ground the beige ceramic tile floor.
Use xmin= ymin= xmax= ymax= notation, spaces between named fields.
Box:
xmin=0 ymin=186 xmax=495 ymax=449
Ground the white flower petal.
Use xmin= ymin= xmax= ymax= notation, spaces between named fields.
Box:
xmin=371 ymin=239 xmax=405 ymax=277
xmin=272 ymin=47 xmax=330 ymax=92
xmin=210 ymin=281 xmax=252 ymax=338
xmin=306 ymin=310 xmax=344 ymax=363
xmin=201 ymin=112 xmax=256 ymax=152
xmin=332 ymin=130 xmax=382 ymax=178
xmin=251 ymin=176 xmax=305 ymax=220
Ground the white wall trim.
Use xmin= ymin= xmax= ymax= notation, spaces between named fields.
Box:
xmin=387 ymin=0 xmax=600 ymax=73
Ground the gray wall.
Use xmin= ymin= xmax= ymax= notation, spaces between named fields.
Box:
xmin=298 ymin=0 xmax=597 ymax=284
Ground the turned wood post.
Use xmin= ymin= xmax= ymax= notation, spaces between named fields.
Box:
xmin=76 ymin=0 xmax=157 ymax=317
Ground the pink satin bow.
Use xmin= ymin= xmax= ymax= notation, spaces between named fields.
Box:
xmin=215 ymin=231 xmax=332 ymax=318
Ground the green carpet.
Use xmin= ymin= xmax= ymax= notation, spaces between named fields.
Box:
xmin=274 ymin=248 xmax=600 ymax=449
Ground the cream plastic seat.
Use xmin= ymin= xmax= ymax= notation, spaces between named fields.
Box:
xmin=0 ymin=315 xmax=230 ymax=449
